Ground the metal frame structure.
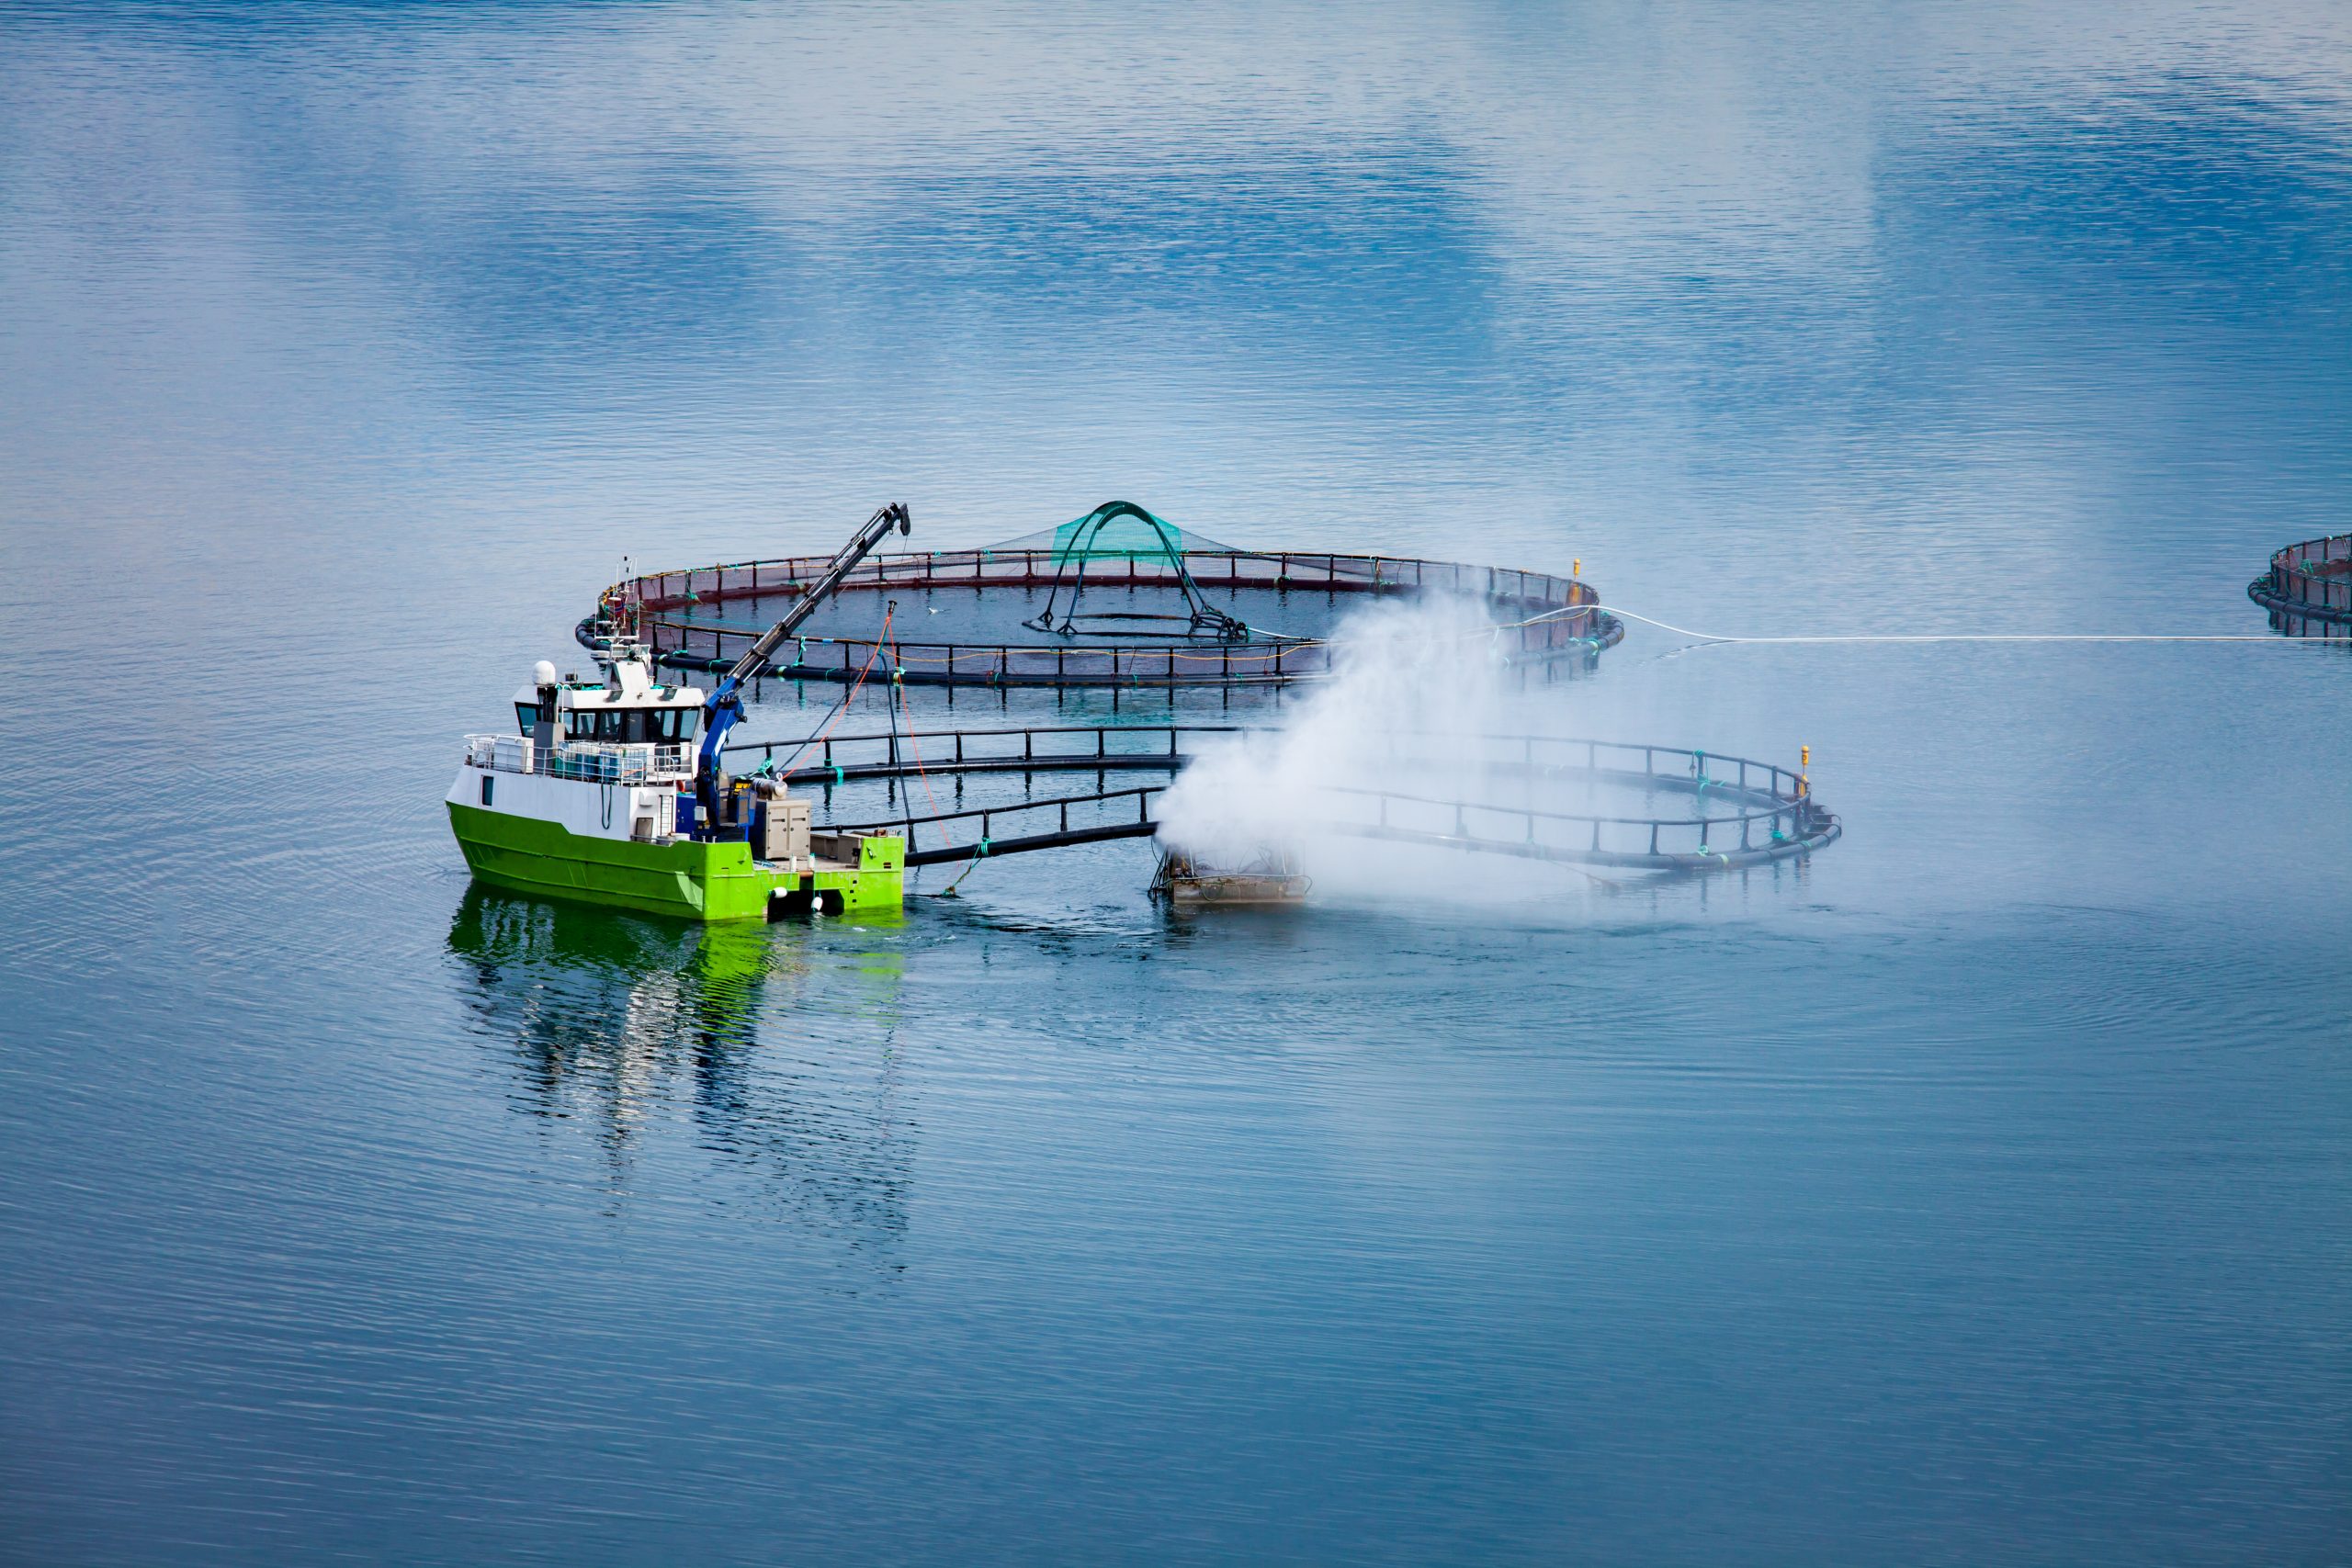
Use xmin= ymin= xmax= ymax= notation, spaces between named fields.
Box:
xmin=587 ymin=547 xmax=1622 ymax=687
xmin=2250 ymin=532 xmax=2352 ymax=637
xmin=688 ymin=502 xmax=910 ymax=829
xmin=735 ymin=722 xmax=1839 ymax=874
xmin=1021 ymin=502 xmax=1251 ymax=642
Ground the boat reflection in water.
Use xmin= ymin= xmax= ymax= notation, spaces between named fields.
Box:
xmin=446 ymin=887 xmax=913 ymax=1265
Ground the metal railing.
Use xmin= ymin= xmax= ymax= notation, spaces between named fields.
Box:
xmin=726 ymin=721 xmax=1240 ymax=780
xmin=827 ymin=782 xmax=1167 ymax=866
xmin=777 ymin=722 xmax=1834 ymax=873
xmin=1374 ymin=734 xmax=1808 ymax=809
xmin=1327 ymin=783 xmax=1811 ymax=862
xmin=465 ymin=734 xmax=533 ymax=773
xmin=463 ymin=736 xmax=692 ymax=784
xmin=2251 ymin=532 xmax=2352 ymax=626
xmin=600 ymin=547 xmax=1622 ymax=687
xmin=729 ymin=725 xmax=1805 ymax=807
xmin=628 ymin=547 xmax=1589 ymax=613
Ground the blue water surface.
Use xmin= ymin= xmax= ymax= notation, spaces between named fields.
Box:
xmin=3 ymin=4 xmax=2348 ymax=1563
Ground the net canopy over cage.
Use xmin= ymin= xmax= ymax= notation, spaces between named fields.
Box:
xmin=1010 ymin=502 xmax=1254 ymax=641
xmin=986 ymin=504 xmax=1238 ymax=562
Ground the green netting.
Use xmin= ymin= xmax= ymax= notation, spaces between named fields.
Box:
xmin=995 ymin=502 xmax=1254 ymax=641
xmin=986 ymin=503 xmax=1237 ymax=560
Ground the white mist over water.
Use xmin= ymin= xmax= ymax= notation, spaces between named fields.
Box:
xmin=1155 ymin=593 xmax=1596 ymax=904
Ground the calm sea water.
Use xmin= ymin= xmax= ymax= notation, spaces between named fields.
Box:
xmin=4 ymin=4 xmax=2349 ymax=1563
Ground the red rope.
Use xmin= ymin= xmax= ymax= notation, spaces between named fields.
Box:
xmin=776 ymin=606 xmax=892 ymax=783
xmin=890 ymin=635 xmax=945 ymax=823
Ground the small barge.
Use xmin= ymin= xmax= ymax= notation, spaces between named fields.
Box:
xmin=1150 ymin=847 xmax=1312 ymax=906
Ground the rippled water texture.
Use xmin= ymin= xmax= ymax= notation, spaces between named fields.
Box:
xmin=4 ymin=4 xmax=2349 ymax=1563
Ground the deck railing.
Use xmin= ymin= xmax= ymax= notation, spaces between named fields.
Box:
xmin=465 ymin=736 xmax=692 ymax=784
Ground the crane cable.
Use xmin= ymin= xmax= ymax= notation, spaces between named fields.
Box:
xmin=879 ymin=622 xmax=945 ymax=860
xmin=766 ymin=605 xmax=892 ymax=784
xmin=888 ymin=638 xmax=945 ymax=823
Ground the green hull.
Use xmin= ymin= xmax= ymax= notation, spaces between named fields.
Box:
xmin=447 ymin=802 xmax=903 ymax=921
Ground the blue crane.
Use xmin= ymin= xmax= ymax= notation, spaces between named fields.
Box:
xmin=694 ymin=502 xmax=911 ymax=830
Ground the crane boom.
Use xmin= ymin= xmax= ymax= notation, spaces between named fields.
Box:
xmin=720 ymin=502 xmax=911 ymax=690
xmin=694 ymin=502 xmax=911 ymax=833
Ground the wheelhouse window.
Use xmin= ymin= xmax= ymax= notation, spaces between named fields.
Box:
xmin=558 ymin=705 xmax=695 ymax=744
xmin=564 ymin=710 xmax=625 ymax=742
xmin=514 ymin=703 xmax=537 ymax=736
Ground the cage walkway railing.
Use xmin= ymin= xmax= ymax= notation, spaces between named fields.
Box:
xmin=647 ymin=621 xmax=1615 ymax=687
xmin=628 ymin=547 xmax=1591 ymax=615
xmin=2250 ymin=532 xmax=2352 ymax=631
xmin=595 ymin=546 xmax=1623 ymax=687
xmin=1322 ymin=783 xmax=1826 ymax=865
xmin=728 ymin=721 xmax=1242 ymax=781
xmin=732 ymin=724 xmax=1809 ymax=809
xmin=826 ymin=784 xmax=1170 ymax=867
xmin=789 ymin=725 xmax=1834 ymax=873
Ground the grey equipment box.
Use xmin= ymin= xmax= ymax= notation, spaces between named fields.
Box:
xmin=759 ymin=796 xmax=812 ymax=863
xmin=808 ymin=830 xmax=868 ymax=866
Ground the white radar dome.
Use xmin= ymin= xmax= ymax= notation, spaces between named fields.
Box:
xmin=532 ymin=660 xmax=558 ymax=686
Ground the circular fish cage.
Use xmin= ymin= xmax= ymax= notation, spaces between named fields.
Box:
xmin=721 ymin=721 xmax=1839 ymax=879
xmin=2249 ymin=532 xmax=2352 ymax=638
xmin=581 ymin=502 xmax=1622 ymax=688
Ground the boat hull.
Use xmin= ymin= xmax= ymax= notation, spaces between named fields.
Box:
xmin=447 ymin=801 xmax=902 ymax=922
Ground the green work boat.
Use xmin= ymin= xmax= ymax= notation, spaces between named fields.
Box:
xmin=447 ymin=502 xmax=915 ymax=922
xmin=446 ymin=649 xmax=903 ymax=921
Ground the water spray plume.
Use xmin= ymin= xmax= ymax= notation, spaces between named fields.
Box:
xmin=1155 ymin=595 xmax=1524 ymax=891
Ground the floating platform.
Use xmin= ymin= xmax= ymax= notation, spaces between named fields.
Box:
xmin=582 ymin=505 xmax=1622 ymax=689
xmin=2249 ymin=532 xmax=2352 ymax=637
xmin=741 ymin=723 xmax=1841 ymax=878
xmin=1150 ymin=849 xmax=1313 ymax=907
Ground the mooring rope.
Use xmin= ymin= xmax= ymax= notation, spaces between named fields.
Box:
xmin=1115 ymin=599 xmax=2293 ymax=649
xmin=935 ymin=835 xmax=991 ymax=897
xmin=1547 ymin=605 xmax=2288 ymax=647
xmin=679 ymin=586 xmax=2291 ymax=719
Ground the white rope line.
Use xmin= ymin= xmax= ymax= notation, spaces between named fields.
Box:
xmin=662 ymin=594 xmax=2291 ymax=659
xmin=1528 ymin=604 xmax=2287 ymax=646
